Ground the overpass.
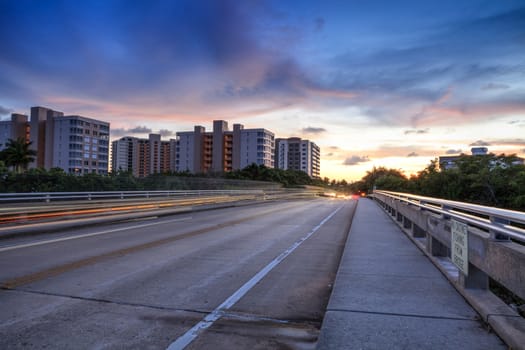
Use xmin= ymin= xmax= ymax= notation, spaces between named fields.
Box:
xmin=0 ymin=190 xmax=523 ymax=349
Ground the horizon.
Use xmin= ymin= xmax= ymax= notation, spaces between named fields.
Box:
xmin=1 ymin=0 xmax=524 ymax=181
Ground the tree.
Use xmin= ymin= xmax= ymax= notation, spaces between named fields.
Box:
xmin=0 ymin=138 xmax=37 ymax=173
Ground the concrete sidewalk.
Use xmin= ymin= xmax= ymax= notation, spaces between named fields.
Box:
xmin=317 ymin=198 xmax=505 ymax=349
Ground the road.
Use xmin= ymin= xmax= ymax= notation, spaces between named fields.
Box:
xmin=0 ymin=198 xmax=355 ymax=349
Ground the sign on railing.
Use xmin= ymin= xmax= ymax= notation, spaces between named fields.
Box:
xmin=451 ymin=219 xmax=468 ymax=276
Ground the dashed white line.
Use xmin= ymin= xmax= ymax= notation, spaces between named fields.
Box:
xmin=166 ymin=205 xmax=344 ymax=350
xmin=0 ymin=216 xmax=192 ymax=252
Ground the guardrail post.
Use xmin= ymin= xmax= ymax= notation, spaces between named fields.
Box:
xmin=489 ymin=216 xmax=510 ymax=241
xmin=441 ymin=204 xmax=451 ymax=220
xmin=396 ymin=211 xmax=403 ymax=223
xmin=45 ymin=194 xmax=51 ymax=203
xmin=88 ymin=193 xmax=92 ymax=201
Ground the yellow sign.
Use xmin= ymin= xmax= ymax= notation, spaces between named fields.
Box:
xmin=451 ymin=219 xmax=468 ymax=276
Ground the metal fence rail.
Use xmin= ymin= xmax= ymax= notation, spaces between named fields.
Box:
xmin=0 ymin=190 xmax=266 ymax=203
xmin=374 ymin=190 xmax=525 ymax=243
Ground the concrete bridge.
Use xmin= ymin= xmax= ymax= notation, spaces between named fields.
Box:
xmin=0 ymin=191 xmax=523 ymax=349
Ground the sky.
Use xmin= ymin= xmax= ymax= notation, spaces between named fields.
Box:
xmin=1 ymin=0 xmax=524 ymax=181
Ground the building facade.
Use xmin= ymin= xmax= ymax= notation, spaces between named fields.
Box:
xmin=439 ymin=147 xmax=524 ymax=170
xmin=51 ymin=115 xmax=110 ymax=174
xmin=275 ymin=137 xmax=320 ymax=178
xmin=175 ymin=120 xmax=274 ymax=173
xmin=0 ymin=113 xmax=29 ymax=151
xmin=111 ymin=134 xmax=175 ymax=177
xmin=29 ymin=106 xmax=64 ymax=168
xmin=13 ymin=106 xmax=112 ymax=174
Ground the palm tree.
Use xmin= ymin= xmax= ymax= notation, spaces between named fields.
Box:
xmin=0 ymin=137 xmax=37 ymax=173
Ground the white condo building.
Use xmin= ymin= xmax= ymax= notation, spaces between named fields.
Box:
xmin=275 ymin=137 xmax=320 ymax=178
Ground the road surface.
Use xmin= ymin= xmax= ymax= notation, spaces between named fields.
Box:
xmin=0 ymin=198 xmax=354 ymax=349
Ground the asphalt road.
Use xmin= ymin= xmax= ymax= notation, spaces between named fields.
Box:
xmin=0 ymin=198 xmax=355 ymax=349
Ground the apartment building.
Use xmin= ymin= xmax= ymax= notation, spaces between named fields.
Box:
xmin=13 ymin=106 xmax=111 ymax=174
xmin=175 ymin=120 xmax=274 ymax=173
xmin=50 ymin=115 xmax=110 ymax=175
xmin=111 ymin=134 xmax=175 ymax=177
xmin=0 ymin=113 xmax=29 ymax=151
xmin=275 ymin=137 xmax=320 ymax=178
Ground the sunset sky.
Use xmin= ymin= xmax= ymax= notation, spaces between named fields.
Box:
xmin=1 ymin=0 xmax=524 ymax=181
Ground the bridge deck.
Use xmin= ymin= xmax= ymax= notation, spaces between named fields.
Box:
xmin=317 ymin=198 xmax=505 ymax=349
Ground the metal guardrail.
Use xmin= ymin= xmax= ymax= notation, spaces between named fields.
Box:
xmin=0 ymin=189 xmax=320 ymax=226
xmin=374 ymin=190 xmax=525 ymax=243
xmin=0 ymin=190 xmax=266 ymax=203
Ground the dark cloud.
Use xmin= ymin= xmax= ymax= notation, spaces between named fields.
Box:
xmin=404 ymin=128 xmax=429 ymax=135
xmin=302 ymin=126 xmax=326 ymax=134
xmin=0 ymin=105 xmax=13 ymax=116
xmin=481 ymin=82 xmax=510 ymax=91
xmin=325 ymin=153 xmax=334 ymax=157
xmin=129 ymin=126 xmax=152 ymax=134
xmin=407 ymin=152 xmax=418 ymax=157
xmin=112 ymin=126 xmax=152 ymax=137
xmin=343 ymin=155 xmax=370 ymax=166
xmin=446 ymin=149 xmax=462 ymax=154
xmin=328 ymin=146 xmax=340 ymax=150
xmin=329 ymin=7 xmax=525 ymax=125
xmin=159 ymin=129 xmax=175 ymax=137
xmin=470 ymin=140 xmax=491 ymax=146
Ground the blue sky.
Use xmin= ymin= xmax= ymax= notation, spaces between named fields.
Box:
xmin=1 ymin=0 xmax=524 ymax=180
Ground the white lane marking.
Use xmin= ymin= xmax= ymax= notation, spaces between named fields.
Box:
xmin=0 ymin=216 xmax=192 ymax=252
xmin=167 ymin=205 xmax=344 ymax=350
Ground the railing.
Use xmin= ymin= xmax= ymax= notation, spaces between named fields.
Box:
xmin=0 ymin=190 xmax=265 ymax=203
xmin=374 ymin=190 xmax=525 ymax=243
xmin=0 ymin=189 xmax=320 ymax=229
xmin=372 ymin=190 xmax=525 ymax=349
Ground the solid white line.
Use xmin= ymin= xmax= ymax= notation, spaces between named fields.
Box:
xmin=0 ymin=216 xmax=192 ymax=252
xmin=166 ymin=205 xmax=344 ymax=350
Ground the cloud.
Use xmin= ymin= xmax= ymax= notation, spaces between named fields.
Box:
xmin=470 ymin=140 xmax=491 ymax=146
xmin=111 ymin=126 xmax=153 ymax=137
xmin=481 ymin=83 xmax=510 ymax=91
xmin=407 ymin=152 xmax=418 ymax=157
xmin=343 ymin=155 xmax=370 ymax=166
xmin=404 ymin=128 xmax=429 ymax=135
xmin=302 ymin=126 xmax=326 ymax=134
xmin=328 ymin=146 xmax=340 ymax=150
xmin=509 ymin=120 xmax=525 ymax=127
xmin=325 ymin=152 xmax=334 ymax=157
xmin=446 ymin=149 xmax=462 ymax=154
xmin=328 ymin=7 xmax=525 ymax=127
xmin=129 ymin=126 xmax=152 ymax=134
xmin=0 ymin=105 xmax=13 ymax=116
xmin=158 ymin=129 xmax=175 ymax=137
xmin=489 ymin=138 xmax=525 ymax=147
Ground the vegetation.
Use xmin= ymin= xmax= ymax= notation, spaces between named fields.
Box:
xmin=1 ymin=152 xmax=524 ymax=211
xmin=347 ymin=153 xmax=525 ymax=211
xmin=0 ymin=138 xmax=37 ymax=173
xmin=0 ymin=164 xmax=321 ymax=193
